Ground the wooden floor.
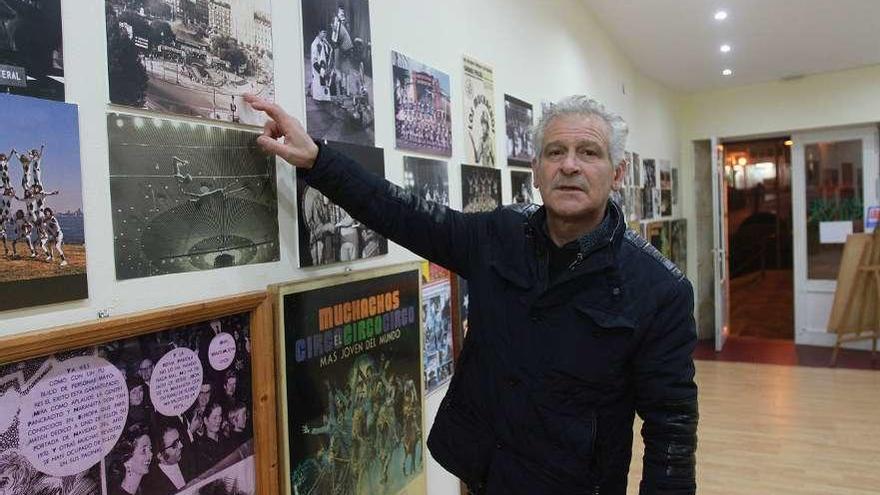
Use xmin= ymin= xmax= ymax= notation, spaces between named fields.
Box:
xmin=627 ymin=360 xmax=880 ymax=494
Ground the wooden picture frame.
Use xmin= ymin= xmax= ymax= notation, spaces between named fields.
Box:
xmin=0 ymin=291 xmax=278 ymax=495
xmin=272 ymin=262 xmax=427 ymax=495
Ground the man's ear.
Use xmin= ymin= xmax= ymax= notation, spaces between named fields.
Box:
xmin=612 ymin=159 xmax=626 ymax=190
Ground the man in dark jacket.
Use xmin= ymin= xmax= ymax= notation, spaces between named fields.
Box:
xmin=244 ymin=94 xmax=698 ymax=495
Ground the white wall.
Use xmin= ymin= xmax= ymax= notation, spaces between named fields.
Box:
xmin=679 ymin=63 xmax=880 ymax=348
xmin=3 ymin=0 xmax=681 ymax=493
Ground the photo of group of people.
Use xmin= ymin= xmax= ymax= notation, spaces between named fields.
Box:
xmin=0 ymin=0 xmax=64 ymax=101
xmin=0 ymin=312 xmax=257 ymax=495
xmin=463 ymin=56 xmax=496 ymax=167
xmin=302 ymin=0 xmax=375 ymax=146
xmin=102 ymin=313 xmax=256 ymax=495
xmin=403 ymin=156 xmax=449 ymax=207
xmin=392 ymin=51 xmax=452 ymax=157
xmin=107 ymin=113 xmax=280 ymax=280
xmin=296 ymin=141 xmax=387 ymax=268
xmin=504 ymin=95 xmax=534 ymax=167
xmin=461 ymin=164 xmax=501 ymax=213
xmin=104 ymin=0 xmax=275 ymax=126
xmin=0 ymin=94 xmax=86 ymax=311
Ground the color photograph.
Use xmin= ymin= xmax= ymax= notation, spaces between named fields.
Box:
xmin=0 ymin=94 xmax=86 ymax=311
xmin=105 ymin=0 xmax=275 ymax=126
xmin=392 ymin=50 xmax=451 ymax=157
xmin=403 ymin=155 xmax=449 ymax=206
xmin=302 ymin=0 xmax=374 ymax=146
xmin=421 ymin=265 xmax=453 ymax=394
xmin=0 ymin=0 xmax=64 ymax=101
xmin=462 ymin=56 xmax=496 ymax=167
xmin=296 ymin=141 xmax=386 ymax=267
xmin=107 ymin=112 xmax=280 ymax=280
xmin=277 ymin=266 xmax=426 ymax=495
xmin=504 ymin=94 xmax=534 ymax=167
xmin=461 ymin=164 xmax=501 ymax=213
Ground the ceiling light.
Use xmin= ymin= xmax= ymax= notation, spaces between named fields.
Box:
xmin=737 ymin=157 xmax=748 ymax=166
xmin=720 ymin=44 xmax=731 ymax=53
xmin=722 ymin=69 xmax=733 ymax=76
xmin=784 ymin=140 xmax=793 ymax=146
xmin=714 ymin=10 xmax=728 ymax=21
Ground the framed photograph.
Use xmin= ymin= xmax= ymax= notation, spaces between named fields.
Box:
xmin=642 ymin=158 xmax=656 ymax=189
xmin=670 ymin=218 xmax=687 ymax=271
xmin=302 ymin=0 xmax=375 ymax=146
xmin=0 ymin=292 xmax=278 ymax=495
xmin=462 ymin=56 xmax=496 ymax=167
xmin=0 ymin=94 xmax=86 ymax=311
xmin=273 ymin=262 xmax=427 ymax=495
xmin=0 ymin=0 xmax=63 ymax=101
xmin=296 ymin=141 xmax=387 ymax=267
xmin=504 ymin=95 xmax=534 ymax=167
xmin=641 ymin=186 xmax=654 ymax=220
xmin=660 ymin=189 xmax=672 ymax=217
xmin=420 ymin=261 xmax=453 ymax=394
xmin=671 ymin=168 xmax=679 ymax=208
xmin=392 ymin=51 xmax=452 ymax=156
xmin=104 ymin=0 xmax=275 ymax=126
xmin=509 ymin=169 xmax=534 ymax=205
xmin=461 ymin=164 xmax=501 ymax=213
xmin=632 ymin=152 xmax=642 ymax=188
xmin=107 ymin=112 xmax=280 ymax=280
xmin=659 ymin=159 xmax=672 ymax=190
xmin=403 ymin=155 xmax=449 ymax=206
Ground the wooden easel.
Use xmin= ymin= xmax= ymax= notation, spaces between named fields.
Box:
xmin=828 ymin=228 xmax=880 ymax=366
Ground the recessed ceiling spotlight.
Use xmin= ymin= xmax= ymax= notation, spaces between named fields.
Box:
xmin=714 ymin=10 xmax=728 ymax=21
xmin=720 ymin=44 xmax=731 ymax=53
xmin=722 ymin=69 xmax=733 ymax=76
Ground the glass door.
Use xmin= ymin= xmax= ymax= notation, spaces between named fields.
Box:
xmin=711 ymin=137 xmax=730 ymax=351
xmin=791 ymin=126 xmax=879 ymax=344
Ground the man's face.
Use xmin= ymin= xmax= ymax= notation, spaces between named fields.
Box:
xmin=532 ymin=114 xmax=624 ymax=223
xmin=159 ymin=428 xmax=183 ymax=465
xmin=138 ymin=359 xmax=153 ymax=382
xmin=129 ymin=385 xmax=144 ymax=406
xmin=230 ymin=408 xmax=247 ymax=431
xmin=206 ymin=405 xmax=223 ymax=434
xmin=198 ymin=383 xmax=211 ymax=407
xmin=224 ymin=376 xmax=237 ymax=396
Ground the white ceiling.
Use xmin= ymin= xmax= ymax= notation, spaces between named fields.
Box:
xmin=582 ymin=0 xmax=880 ymax=93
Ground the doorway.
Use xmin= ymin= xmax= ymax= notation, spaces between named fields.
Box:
xmin=723 ymin=138 xmax=794 ymax=340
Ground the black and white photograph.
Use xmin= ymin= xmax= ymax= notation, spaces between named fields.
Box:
xmin=296 ymin=141 xmax=386 ymax=267
xmin=422 ymin=272 xmax=453 ymax=394
xmin=509 ymin=169 xmax=534 ymax=205
xmin=403 ymin=155 xmax=449 ymax=206
xmin=671 ymin=167 xmax=679 ymax=208
xmin=392 ymin=51 xmax=451 ymax=157
xmin=642 ymin=158 xmax=656 ymax=189
xmin=670 ymin=218 xmax=687 ymax=271
xmin=461 ymin=164 xmax=501 ymax=213
xmin=107 ymin=112 xmax=280 ymax=281
xmin=0 ymin=311 xmax=257 ymax=495
xmin=659 ymin=159 xmax=672 ymax=190
xmin=302 ymin=0 xmax=374 ymax=146
xmin=104 ymin=0 xmax=275 ymax=126
xmin=0 ymin=94 xmax=86 ymax=312
xmin=462 ymin=56 xmax=496 ymax=167
xmin=661 ymin=189 xmax=672 ymax=217
xmin=0 ymin=0 xmax=63 ymax=101
xmin=642 ymin=186 xmax=654 ymax=220
xmin=504 ymin=94 xmax=534 ymax=167
xmin=632 ymin=151 xmax=641 ymax=187
xmin=632 ymin=187 xmax=643 ymax=223
xmin=653 ymin=188 xmax=661 ymax=218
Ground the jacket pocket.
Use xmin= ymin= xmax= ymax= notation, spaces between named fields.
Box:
xmin=573 ymin=304 xmax=637 ymax=337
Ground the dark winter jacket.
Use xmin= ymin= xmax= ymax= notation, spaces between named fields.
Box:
xmin=304 ymin=141 xmax=699 ymax=495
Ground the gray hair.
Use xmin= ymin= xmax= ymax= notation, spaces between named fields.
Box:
xmin=532 ymin=95 xmax=628 ymax=167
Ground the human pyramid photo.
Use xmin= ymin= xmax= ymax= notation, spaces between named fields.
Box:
xmin=0 ymin=145 xmax=67 ymax=265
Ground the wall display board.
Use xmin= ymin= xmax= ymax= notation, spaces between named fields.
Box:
xmin=403 ymin=155 xmax=449 ymax=206
xmin=0 ymin=292 xmax=278 ymax=495
xmin=420 ymin=261 xmax=453 ymax=395
xmin=104 ymin=0 xmax=275 ymax=126
xmin=302 ymin=0 xmax=374 ymax=146
xmin=296 ymin=141 xmax=387 ymax=267
xmin=392 ymin=51 xmax=452 ymax=157
xmin=462 ymin=56 xmax=496 ymax=167
xmin=509 ymin=169 xmax=534 ymax=205
xmin=0 ymin=0 xmax=63 ymax=101
xmin=107 ymin=112 xmax=279 ymax=280
xmin=274 ymin=263 xmax=426 ymax=495
xmin=0 ymin=94 xmax=86 ymax=311
xmin=504 ymin=94 xmax=534 ymax=167
xmin=460 ymin=164 xmax=500 ymax=213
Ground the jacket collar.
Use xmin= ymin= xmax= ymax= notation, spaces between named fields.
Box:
xmin=526 ymin=198 xmax=626 ymax=264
